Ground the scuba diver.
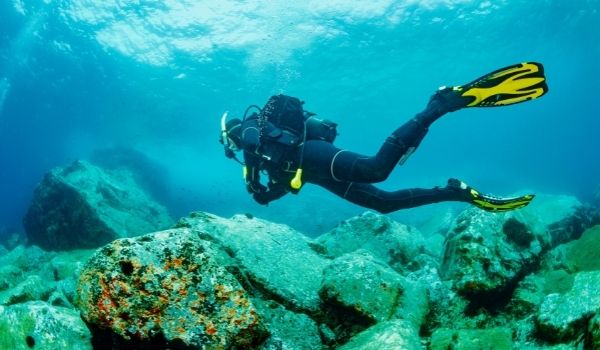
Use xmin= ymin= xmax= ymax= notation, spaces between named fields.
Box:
xmin=219 ymin=62 xmax=548 ymax=213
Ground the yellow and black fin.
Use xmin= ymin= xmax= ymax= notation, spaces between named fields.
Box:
xmin=454 ymin=62 xmax=548 ymax=107
xmin=469 ymin=189 xmax=535 ymax=212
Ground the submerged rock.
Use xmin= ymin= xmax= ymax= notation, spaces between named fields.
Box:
xmin=536 ymin=271 xmax=600 ymax=342
xmin=0 ymin=245 xmax=92 ymax=309
xmin=564 ymin=225 xmax=600 ymax=272
xmin=338 ymin=319 xmax=421 ymax=350
xmin=547 ymin=204 xmax=600 ymax=246
xmin=0 ymin=264 xmax=20 ymax=292
xmin=176 ymin=212 xmax=329 ymax=313
xmin=441 ymin=208 xmax=546 ymax=300
xmin=0 ymin=275 xmax=54 ymax=306
xmin=76 ymin=228 xmax=267 ymax=349
xmin=24 ymin=160 xmax=173 ymax=250
xmin=320 ymin=250 xmax=405 ymax=324
xmin=0 ymin=245 xmax=52 ymax=274
xmin=320 ymin=250 xmax=427 ymax=329
xmin=0 ymin=301 xmax=92 ymax=350
xmin=440 ymin=195 xmax=579 ymax=302
xmin=252 ymin=299 xmax=322 ymax=350
xmin=429 ymin=328 xmax=512 ymax=350
xmin=508 ymin=274 xmax=546 ymax=318
xmin=316 ymin=211 xmax=427 ymax=273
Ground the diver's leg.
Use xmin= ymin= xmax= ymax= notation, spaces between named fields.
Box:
xmin=304 ymin=154 xmax=535 ymax=213
xmin=318 ymin=178 xmax=534 ymax=214
xmin=348 ymin=182 xmax=473 ymax=213
xmin=310 ymin=178 xmax=470 ymax=214
xmin=325 ymin=90 xmax=465 ymax=183
xmin=413 ymin=88 xmax=467 ymax=127
xmin=378 ymin=88 xmax=468 ymax=165
xmin=301 ymin=89 xmax=466 ymax=185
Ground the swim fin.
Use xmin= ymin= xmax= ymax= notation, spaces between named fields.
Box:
xmin=448 ymin=178 xmax=534 ymax=212
xmin=452 ymin=62 xmax=548 ymax=108
xmin=469 ymin=189 xmax=535 ymax=212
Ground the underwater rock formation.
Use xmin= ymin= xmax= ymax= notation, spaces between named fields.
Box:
xmin=316 ymin=211 xmax=428 ymax=273
xmin=441 ymin=208 xmax=546 ymax=301
xmin=562 ymin=225 xmax=600 ymax=272
xmin=0 ymin=245 xmax=90 ymax=308
xmin=440 ymin=195 xmax=579 ymax=302
xmin=0 ymin=245 xmax=93 ymax=349
xmin=252 ymin=298 xmax=322 ymax=350
xmin=23 ymin=160 xmax=173 ymax=250
xmin=547 ymin=204 xmax=600 ymax=246
xmin=175 ymin=212 xmax=330 ymax=313
xmin=5 ymin=197 xmax=597 ymax=349
xmin=0 ymin=275 xmax=54 ymax=305
xmin=76 ymin=228 xmax=267 ymax=349
xmin=319 ymin=250 xmax=427 ymax=328
xmin=536 ymin=270 xmax=600 ymax=342
xmin=0 ymin=301 xmax=92 ymax=350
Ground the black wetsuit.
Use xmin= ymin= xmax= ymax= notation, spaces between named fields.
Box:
xmin=241 ymin=97 xmax=468 ymax=213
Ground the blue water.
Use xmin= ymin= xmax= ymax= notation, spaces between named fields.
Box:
xmin=0 ymin=0 xmax=599 ymax=237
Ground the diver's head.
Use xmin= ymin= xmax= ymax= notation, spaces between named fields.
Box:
xmin=219 ymin=114 xmax=242 ymax=158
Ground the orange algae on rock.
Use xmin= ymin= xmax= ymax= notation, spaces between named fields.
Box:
xmin=76 ymin=229 xmax=267 ymax=348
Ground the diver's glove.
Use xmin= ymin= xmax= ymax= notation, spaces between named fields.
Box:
xmin=446 ymin=178 xmax=535 ymax=212
xmin=252 ymin=182 xmax=289 ymax=205
xmin=246 ymin=182 xmax=267 ymax=195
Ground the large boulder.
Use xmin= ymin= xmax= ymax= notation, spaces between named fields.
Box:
xmin=23 ymin=160 xmax=173 ymax=250
xmin=175 ymin=212 xmax=330 ymax=313
xmin=440 ymin=195 xmax=579 ymax=301
xmin=0 ymin=301 xmax=92 ymax=350
xmin=316 ymin=211 xmax=427 ymax=273
xmin=536 ymin=271 xmax=600 ymax=342
xmin=76 ymin=228 xmax=267 ymax=349
xmin=320 ymin=250 xmax=428 ymax=329
xmin=252 ymin=299 xmax=322 ymax=350
xmin=441 ymin=208 xmax=545 ymax=300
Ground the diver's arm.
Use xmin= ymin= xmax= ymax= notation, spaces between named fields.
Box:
xmin=243 ymin=151 xmax=265 ymax=194
xmin=245 ymin=165 xmax=266 ymax=195
xmin=241 ymin=120 xmax=288 ymax=205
